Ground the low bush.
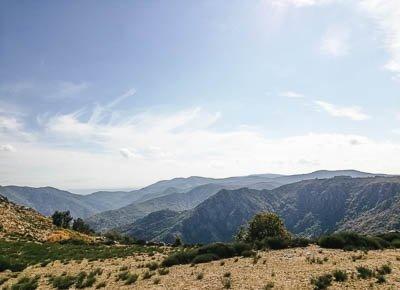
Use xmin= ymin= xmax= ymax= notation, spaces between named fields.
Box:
xmin=192 ymin=253 xmax=218 ymax=264
xmin=289 ymin=237 xmax=311 ymax=248
xmin=0 ymin=239 xmax=158 ymax=272
xmin=158 ymin=268 xmax=169 ymax=275
xmin=376 ymin=274 xmax=386 ymax=284
xmin=0 ymin=256 xmax=26 ymax=272
xmin=10 ymin=275 xmax=40 ymax=290
xmin=332 ymin=270 xmax=347 ymax=282
xmin=145 ymin=262 xmax=159 ymax=270
xmin=310 ymin=274 xmax=332 ymax=290
xmin=376 ymin=264 xmax=392 ymax=275
xmin=391 ymin=239 xmax=400 ymax=248
xmin=124 ymin=273 xmax=138 ymax=285
xmin=318 ymin=232 xmax=387 ymax=250
xmin=50 ymin=275 xmax=76 ymax=289
xmin=356 ymin=266 xmax=374 ymax=279
xmin=162 ymin=242 xmax=252 ymax=267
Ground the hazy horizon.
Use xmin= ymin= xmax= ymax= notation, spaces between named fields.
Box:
xmin=1 ymin=1 xmax=400 ymax=189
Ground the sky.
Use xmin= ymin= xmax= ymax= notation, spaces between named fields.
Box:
xmin=0 ymin=0 xmax=399 ymax=192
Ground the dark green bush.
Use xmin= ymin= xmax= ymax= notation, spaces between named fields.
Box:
xmin=264 ymin=237 xmax=290 ymax=250
xmin=161 ymin=250 xmax=196 ymax=267
xmin=310 ymin=274 xmax=332 ymax=290
xmin=318 ymin=235 xmax=345 ymax=249
xmin=289 ymin=237 xmax=311 ymax=248
xmin=356 ymin=266 xmax=374 ymax=279
xmin=241 ymin=250 xmax=256 ymax=257
xmin=0 ymin=256 xmax=26 ymax=272
xmin=376 ymin=264 xmax=392 ymax=275
xmin=11 ymin=275 xmax=40 ymax=290
xmin=197 ymin=243 xmax=235 ymax=258
xmin=192 ymin=253 xmax=218 ymax=264
xmin=50 ymin=275 xmax=76 ymax=289
xmin=376 ymin=274 xmax=386 ymax=284
xmin=318 ymin=232 xmax=386 ymax=250
xmin=391 ymin=239 xmax=400 ymax=248
xmin=332 ymin=270 xmax=347 ymax=282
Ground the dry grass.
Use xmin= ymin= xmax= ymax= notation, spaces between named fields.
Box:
xmin=1 ymin=245 xmax=400 ymax=289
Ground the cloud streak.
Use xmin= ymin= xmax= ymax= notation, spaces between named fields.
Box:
xmin=315 ymin=101 xmax=370 ymax=121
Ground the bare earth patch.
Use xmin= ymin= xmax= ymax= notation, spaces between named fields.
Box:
xmin=1 ymin=245 xmax=400 ymax=289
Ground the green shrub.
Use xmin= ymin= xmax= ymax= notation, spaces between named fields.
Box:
xmin=192 ymin=253 xmax=218 ymax=264
xmin=376 ymin=264 xmax=392 ymax=275
xmin=50 ymin=275 xmax=76 ymax=289
xmin=289 ymin=237 xmax=311 ymax=248
xmin=376 ymin=274 xmax=386 ymax=284
xmin=145 ymin=262 xmax=159 ymax=270
xmin=153 ymin=277 xmax=161 ymax=284
xmin=0 ymin=257 xmax=27 ymax=272
xmin=196 ymin=272 xmax=204 ymax=280
xmin=124 ymin=273 xmax=138 ymax=285
xmin=310 ymin=274 xmax=332 ymax=290
xmin=318 ymin=235 xmax=345 ymax=249
xmin=161 ymin=250 xmax=196 ymax=267
xmin=241 ymin=250 xmax=256 ymax=257
xmin=391 ymin=239 xmax=400 ymax=248
xmin=142 ymin=271 xmax=153 ymax=280
xmin=10 ymin=275 xmax=40 ymax=290
xmin=264 ymin=237 xmax=290 ymax=250
xmin=318 ymin=232 xmax=386 ymax=250
xmin=356 ymin=266 xmax=374 ymax=279
xmin=332 ymin=270 xmax=347 ymax=282
xmin=158 ymin=268 xmax=169 ymax=275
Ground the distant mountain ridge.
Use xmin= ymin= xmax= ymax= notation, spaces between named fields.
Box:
xmin=119 ymin=176 xmax=400 ymax=244
xmin=86 ymin=170 xmax=381 ymax=232
xmin=0 ymin=170 xmax=383 ymax=223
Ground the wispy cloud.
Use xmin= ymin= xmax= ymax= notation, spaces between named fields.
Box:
xmin=359 ymin=0 xmax=400 ymax=77
xmin=0 ymin=144 xmax=16 ymax=152
xmin=280 ymin=91 xmax=304 ymax=98
xmin=319 ymin=26 xmax=350 ymax=57
xmin=315 ymin=101 xmax=370 ymax=121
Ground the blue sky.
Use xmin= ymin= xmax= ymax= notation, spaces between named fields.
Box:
xmin=0 ymin=0 xmax=399 ymax=191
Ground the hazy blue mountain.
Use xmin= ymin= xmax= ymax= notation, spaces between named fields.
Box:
xmin=0 ymin=186 xmax=99 ymax=218
xmin=85 ymin=183 xmax=231 ymax=232
xmin=120 ymin=176 xmax=400 ymax=244
xmin=1 ymin=170 xmax=384 ymax=228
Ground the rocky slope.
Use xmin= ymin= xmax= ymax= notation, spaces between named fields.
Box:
xmin=0 ymin=194 xmax=55 ymax=241
xmin=123 ymin=176 xmax=400 ymax=244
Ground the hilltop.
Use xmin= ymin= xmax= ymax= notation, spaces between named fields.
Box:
xmin=0 ymin=195 xmax=93 ymax=243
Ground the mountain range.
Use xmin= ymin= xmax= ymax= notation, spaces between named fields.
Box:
xmin=119 ymin=176 xmax=400 ymax=244
xmin=1 ymin=169 xmax=392 ymax=245
xmin=85 ymin=170 xmax=380 ymax=232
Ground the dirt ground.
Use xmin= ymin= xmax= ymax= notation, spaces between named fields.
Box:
xmin=1 ymin=245 xmax=400 ymax=289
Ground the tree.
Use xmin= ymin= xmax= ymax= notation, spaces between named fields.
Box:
xmin=51 ymin=210 xmax=73 ymax=228
xmin=237 ymin=212 xmax=289 ymax=243
xmin=173 ymin=235 xmax=182 ymax=247
xmin=72 ymin=218 xmax=93 ymax=234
